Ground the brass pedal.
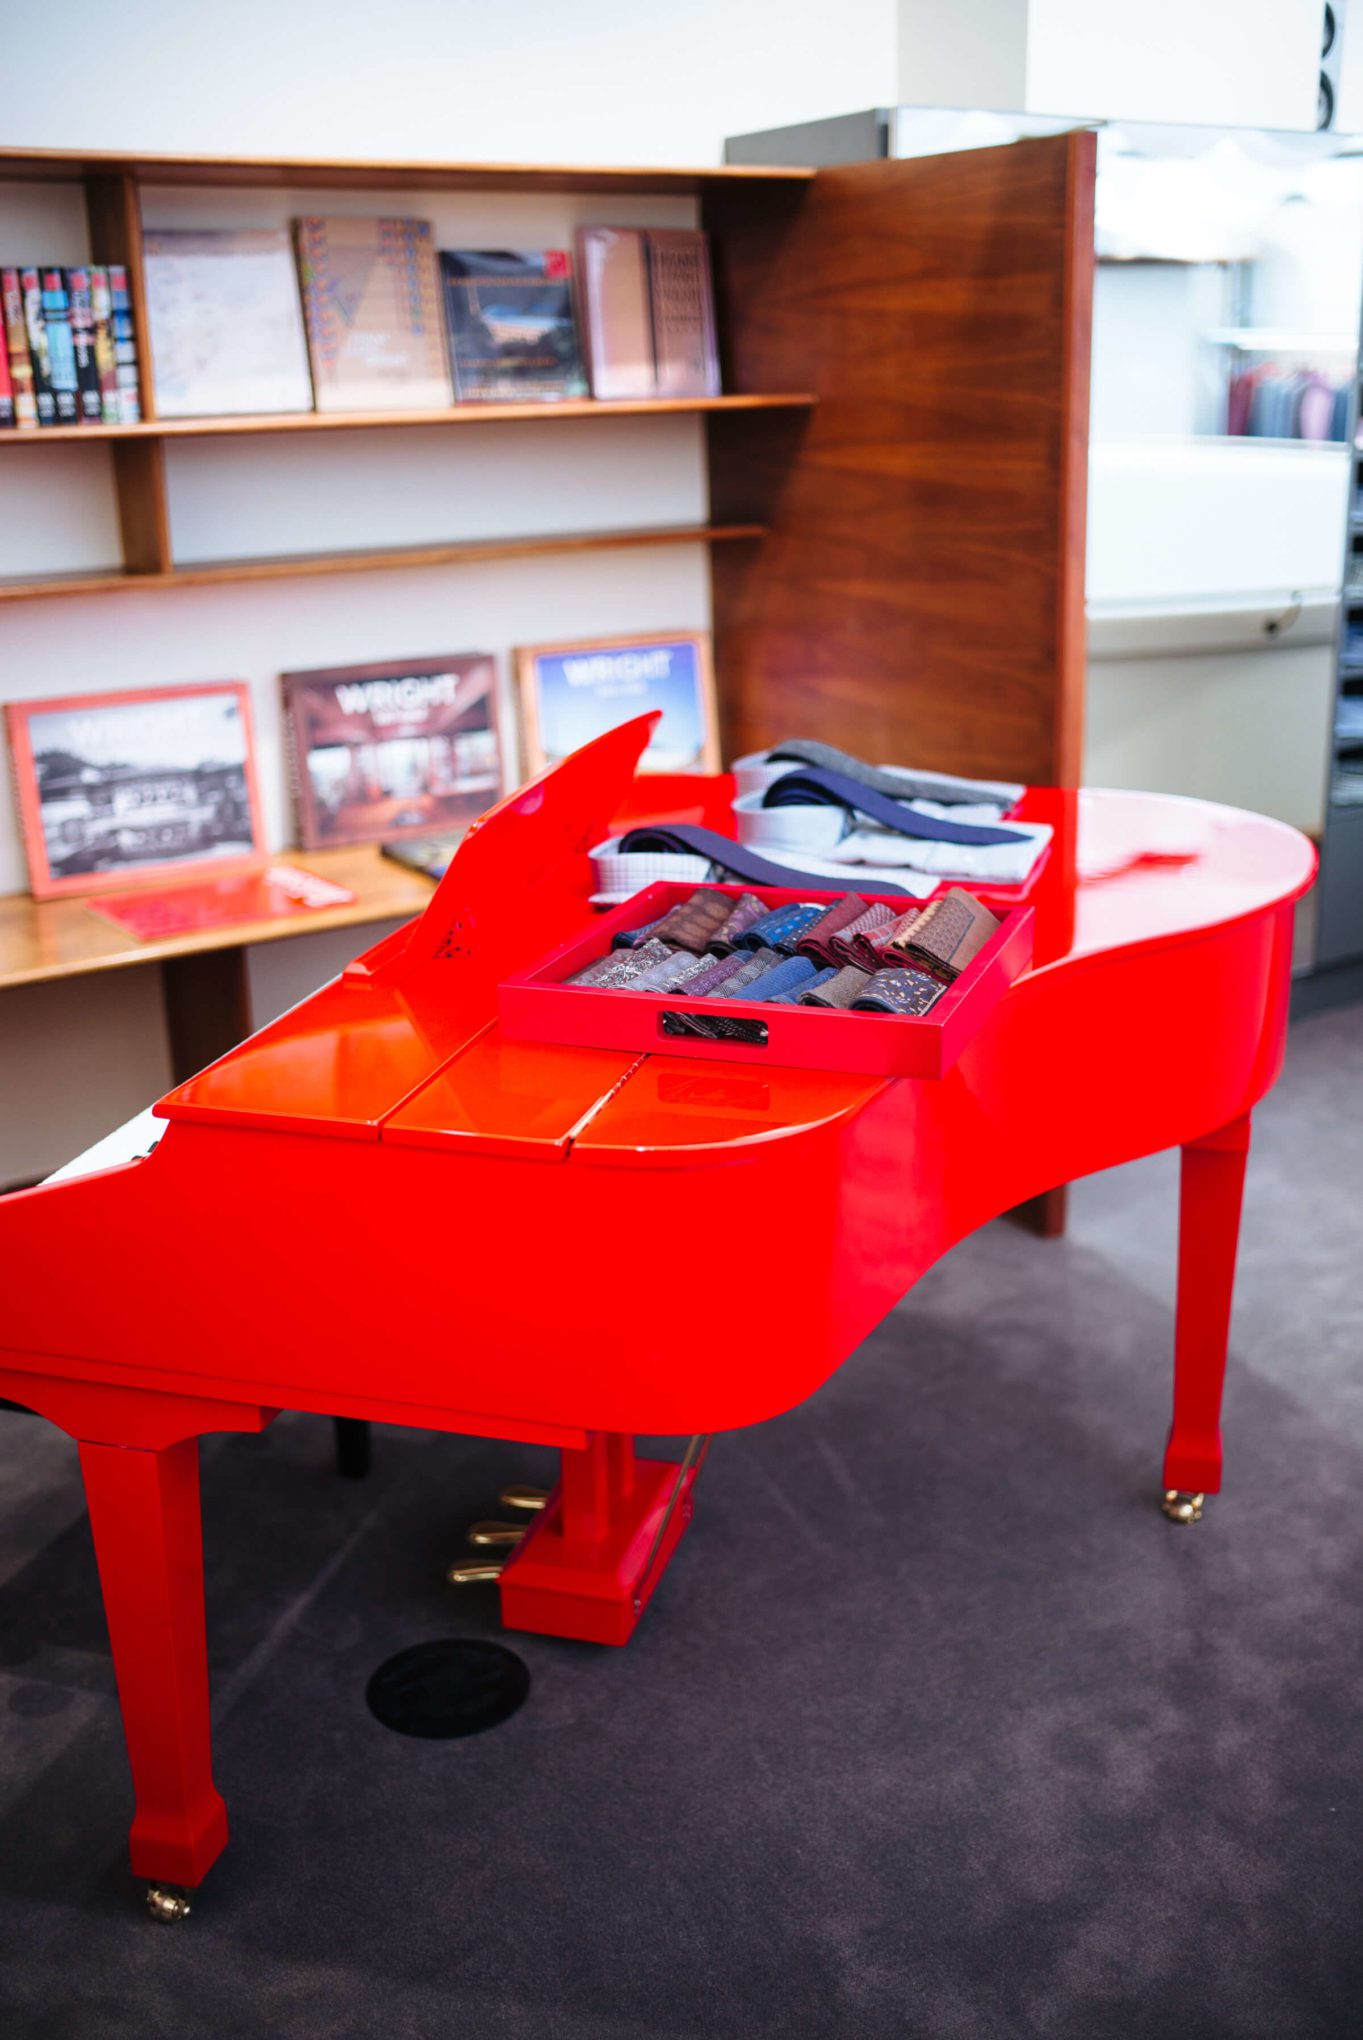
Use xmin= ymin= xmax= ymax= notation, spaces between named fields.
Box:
xmin=468 ymin=1521 xmax=526 ymax=1548
xmin=447 ymin=1561 xmax=506 ymax=1586
xmin=499 ymin=1485 xmax=550 ymax=1513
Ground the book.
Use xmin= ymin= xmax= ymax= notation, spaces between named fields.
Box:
xmin=380 ymin=834 xmax=461 ymax=881
xmin=39 ymin=271 xmax=79 ymax=425
xmin=21 ymin=268 xmax=55 ymax=425
xmin=438 ymin=249 xmax=587 ymax=401
xmin=65 ymin=267 xmax=104 ymax=424
xmin=1 ymin=269 xmax=38 ymax=427
xmin=0 ymin=296 xmax=12 ymax=427
xmin=4 ymin=681 xmax=266 ymax=899
xmin=143 ymin=228 xmax=314 ymax=417
xmin=574 ymin=228 xmax=654 ymax=399
xmin=516 ymin=631 xmax=720 ymax=775
xmin=89 ymin=266 xmax=121 ymax=423
xmin=646 ymin=230 xmax=720 ymax=398
xmin=281 ymin=653 xmax=504 ymax=849
xmin=294 ymin=216 xmax=450 ymax=412
xmin=108 ymin=265 xmax=141 ymax=422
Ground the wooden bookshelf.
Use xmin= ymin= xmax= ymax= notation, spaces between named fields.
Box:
xmin=0 ymin=521 xmax=766 ymax=604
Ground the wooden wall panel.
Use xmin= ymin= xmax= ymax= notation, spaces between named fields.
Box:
xmin=704 ymin=132 xmax=1095 ymax=787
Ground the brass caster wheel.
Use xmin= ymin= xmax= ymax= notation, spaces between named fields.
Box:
xmin=446 ymin=1560 xmax=506 ymax=1586
xmin=145 ymin=1884 xmax=192 ymax=1924
xmin=1162 ymin=1489 xmax=1205 ymax=1525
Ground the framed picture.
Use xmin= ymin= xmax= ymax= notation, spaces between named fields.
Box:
xmin=4 ymin=681 xmax=265 ymax=899
xmin=516 ymin=631 xmax=720 ymax=776
xmin=281 ymin=653 xmax=505 ymax=850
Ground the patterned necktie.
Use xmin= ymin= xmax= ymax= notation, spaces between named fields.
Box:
xmin=739 ymin=902 xmax=826 ymax=955
xmin=827 ymin=903 xmax=897 ymax=970
xmin=568 ymin=937 xmax=673 ymax=987
xmin=795 ymin=894 xmax=868 ymax=966
xmin=772 ymin=965 xmax=837 ymax=1004
xmin=650 ymin=887 xmax=739 ymax=953
xmin=707 ymin=892 xmax=769 ymax=953
xmin=888 ymin=888 xmax=999 ymax=979
xmin=852 ymin=966 xmax=945 ymax=1016
xmin=800 ymin=964 xmax=871 ymax=1008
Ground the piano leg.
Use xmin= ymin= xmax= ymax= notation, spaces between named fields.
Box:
xmin=1163 ymin=1113 xmax=1252 ymax=1514
xmin=78 ymin=1436 xmax=228 ymax=1904
xmin=498 ymin=1431 xmax=699 ymax=1646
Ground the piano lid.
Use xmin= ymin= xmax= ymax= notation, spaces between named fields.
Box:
xmin=156 ymin=715 xmax=661 ymax=1139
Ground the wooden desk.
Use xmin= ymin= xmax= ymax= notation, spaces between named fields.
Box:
xmin=0 ymin=846 xmax=436 ymax=1082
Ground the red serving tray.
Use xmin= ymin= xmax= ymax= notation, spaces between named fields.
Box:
xmin=498 ymin=881 xmax=1035 ymax=1079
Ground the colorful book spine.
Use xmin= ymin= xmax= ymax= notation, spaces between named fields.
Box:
xmin=108 ymin=264 xmax=141 ymax=421
xmin=39 ymin=270 xmax=79 ymax=424
xmin=89 ymin=266 xmax=121 ymax=423
xmin=0 ymin=297 xmax=12 ymax=426
xmin=65 ymin=266 xmax=104 ymax=424
xmin=21 ymin=268 xmax=55 ymax=425
xmin=1 ymin=269 xmax=38 ymax=428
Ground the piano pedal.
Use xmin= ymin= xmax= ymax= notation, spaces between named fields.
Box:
xmin=447 ymin=1560 xmax=507 ymax=1586
xmin=145 ymin=1884 xmax=192 ymax=1924
xmin=499 ymin=1485 xmax=550 ymax=1513
xmin=1161 ymin=1489 xmax=1206 ymax=1525
xmin=467 ymin=1521 xmax=526 ymax=1548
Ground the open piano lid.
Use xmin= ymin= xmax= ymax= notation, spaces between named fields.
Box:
xmin=156 ymin=714 xmax=661 ymax=1139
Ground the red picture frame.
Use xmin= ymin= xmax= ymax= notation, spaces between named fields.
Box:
xmin=4 ymin=680 xmax=266 ymax=900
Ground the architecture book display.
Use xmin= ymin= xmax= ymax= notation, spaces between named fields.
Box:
xmin=143 ymin=229 xmax=313 ymax=417
xmin=294 ymin=215 xmax=451 ymax=412
xmin=439 ymin=250 xmax=587 ymax=401
xmin=517 ymin=631 xmax=720 ymax=774
xmin=0 ymin=263 xmax=139 ymax=426
xmin=282 ymin=653 xmax=504 ymax=849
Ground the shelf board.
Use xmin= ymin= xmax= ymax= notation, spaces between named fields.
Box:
xmin=0 ymin=521 xmax=767 ymax=603
xmin=0 ymin=392 xmax=815 ymax=446
xmin=0 ymin=145 xmax=816 ymax=197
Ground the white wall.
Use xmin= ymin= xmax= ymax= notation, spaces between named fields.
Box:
xmin=897 ymin=0 xmax=1323 ymax=129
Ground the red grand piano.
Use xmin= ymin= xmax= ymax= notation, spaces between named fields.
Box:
xmin=0 ymin=715 xmax=1316 ymax=1917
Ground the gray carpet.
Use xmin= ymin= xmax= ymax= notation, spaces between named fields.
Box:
xmin=1 ymin=1007 xmax=1361 ymax=2039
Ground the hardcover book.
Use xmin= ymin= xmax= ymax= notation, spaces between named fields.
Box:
xmin=294 ymin=216 xmax=450 ymax=412
xmin=22 ymin=268 xmax=55 ymax=425
xmin=108 ymin=265 xmax=141 ymax=421
xmin=4 ymin=681 xmax=266 ymax=899
xmin=65 ymin=267 xmax=105 ymax=423
xmin=574 ymin=228 xmax=655 ymax=399
xmin=439 ymin=249 xmax=587 ymax=401
xmin=0 ymin=302 xmax=12 ymax=427
xmin=39 ymin=271 xmax=79 ymax=425
xmin=89 ymin=266 xmax=121 ymax=423
xmin=144 ymin=228 xmax=314 ymax=418
xmin=281 ymin=653 xmax=503 ymax=849
xmin=647 ymin=230 xmax=720 ymax=398
xmin=516 ymin=631 xmax=720 ymax=775
xmin=1 ymin=269 xmax=38 ymax=427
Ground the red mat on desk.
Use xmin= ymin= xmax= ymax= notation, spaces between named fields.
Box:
xmin=88 ymin=864 xmax=357 ymax=941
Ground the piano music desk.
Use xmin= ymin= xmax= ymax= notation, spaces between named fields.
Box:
xmin=0 ymin=717 xmax=1317 ymax=1913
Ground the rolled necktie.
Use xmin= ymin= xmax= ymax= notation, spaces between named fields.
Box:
xmin=852 ymin=966 xmax=945 ymax=1016
xmin=738 ymin=901 xmax=825 ymax=955
xmin=611 ymin=914 xmax=668 ymax=951
xmin=889 ymin=887 xmax=1000 ymax=980
xmin=828 ymin=903 xmax=900 ymax=970
xmin=772 ymin=966 xmax=837 ymax=1004
xmin=649 ymin=886 xmax=736 ymax=953
xmin=671 ymin=949 xmax=759 ymax=1001
xmin=800 ymin=964 xmax=871 ymax=1008
xmin=614 ymin=822 xmax=915 ymax=896
xmin=707 ymin=891 xmax=768 ymax=954
xmin=795 ymin=893 xmax=868 ymax=965
xmin=765 ymin=739 xmax=1023 ymax=809
xmin=674 ymin=948 xmax=782 ymax=1036
xmin=736 ymin=953 xmax=819 ymax=1004
xmin=568 ymin=937 xmax=672 ymax=987
xmin=762 ymin=766 xmax=1027 ymax=848
xmin=629 ymin=946 xmax=719 ymax=993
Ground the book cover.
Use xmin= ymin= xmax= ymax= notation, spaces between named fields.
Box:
xmin=108 ymin=265 xmax=141 ymax=422
xmin=4 ymin=681 xmax=266 ymax=899
xmin=39 ymin=271 xmax=79 ymax=425
xmin=281 ymin=653 xmax=503 ymax=849
xmin=143 ymin=228 xmax=314 ymax=417
xmin=516 ymin=631 xmax=720 ymax=775
xmin=294 ymin=216 xmax=450 ymax=413
xmin=574 ymin=228 xmax=655 ymax=400
xmin=21 ymin=268 xmax=55 ymax=425
xmin=439 ymin=249 xmax=587 ymax=401
xmin=1 ymin=269 xmax=38 ymax=428
xmin=647 ymin=230 xmax=720 ymax=399
xmin=65 ymin=267 xmax=104 ymax=424
xmin=89 ymin=266 xmax=121 ymax=423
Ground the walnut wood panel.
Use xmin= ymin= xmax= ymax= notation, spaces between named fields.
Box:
xmin=0 ymin=146 xmax=812 ymax=198
xmin=0 ymin=392 xmax=814 ymax=446
xmin=704 ymin=133 xmax=1095 ymax=788
xmin=83 ymin=171 xmax=172 ymax=572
